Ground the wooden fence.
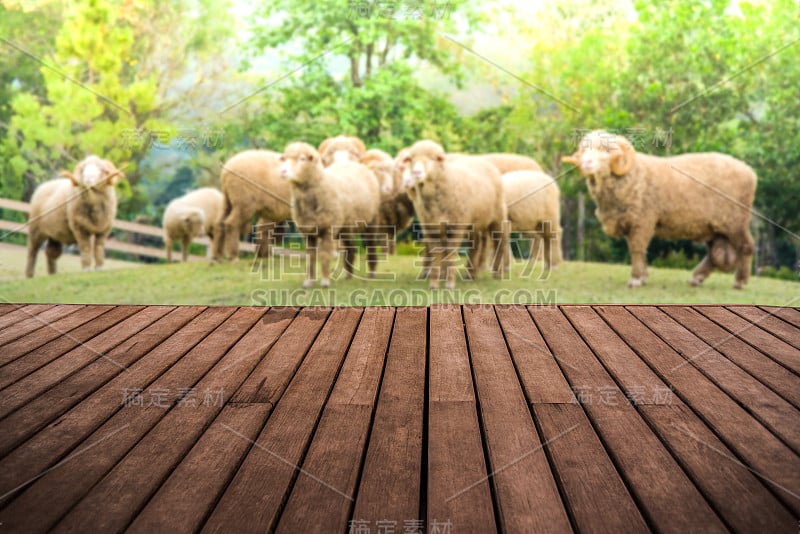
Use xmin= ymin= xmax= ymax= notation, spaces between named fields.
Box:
xmin=0 ymin=197 xmax=259 ymax=262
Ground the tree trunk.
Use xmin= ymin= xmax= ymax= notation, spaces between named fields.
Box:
xmin=562 ymin=196 xmax=574 ymax=261
xmin=577 ymin=192 xmax=585 ymax=261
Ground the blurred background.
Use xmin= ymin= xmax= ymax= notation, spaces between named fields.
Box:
xmin=0 ymin=0 xmax=798 ymax=280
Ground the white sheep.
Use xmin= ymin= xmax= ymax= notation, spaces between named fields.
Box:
xmin=563 ymin=130 xmax=757 ymax=288
xmin=280 ymin=142 xmax=382 ymax=288
xmin=163 ymin=187 xmax=224 ymax=262
xmin=214 ymin=150 xmax=291 ymax=262
xmin=25 ymin=156 xmax=123 ymax=278
xmin=503 ymin=170 xmax=562 ymax=270
xmin=318 ymin=135 xmax=367 ymax=167
xmin=402 ymin=140 xmax=508 ymax=289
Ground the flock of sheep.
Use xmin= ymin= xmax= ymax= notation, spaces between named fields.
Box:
xmin=24 ymin=131 xmax=757 ymax=291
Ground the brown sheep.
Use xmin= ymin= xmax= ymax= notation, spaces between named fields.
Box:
xmin=163 ymin=187 xmax=224 ymax=262
xmin=503 ymin=170 xmax=563 ymax=270
xmin=562 ymin=130 xmax=757 ymax=288
xmin=361 ymin=148 xmax=415 ymax=255
xmin=280 ymin=142 xmax=382 ymax=288
xmin=318 ymin=135 xmax=367 ymax=167
xmin=402 ymin=140 xmax=509 ymax=289
xmin=25 ymin=156 xmax=123 ymax=278
xmin=213 ymin=150 xmax=291 ymax=262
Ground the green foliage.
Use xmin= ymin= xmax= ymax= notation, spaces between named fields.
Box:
xmin=487 ymin=0 xmax=800 ymax=268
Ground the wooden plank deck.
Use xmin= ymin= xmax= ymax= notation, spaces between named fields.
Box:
xmin=0 ymin=304 xmax=797 ymax=533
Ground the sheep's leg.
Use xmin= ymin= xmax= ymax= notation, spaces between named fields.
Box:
xmin=94 ymin=234 xmax=107 ymax=270
xmin=530 ymin=236 xmax=541 ymax=264
xmin=443 ymin=234 xmax=463 ymax=290
xmin=364 ymin=229 xmax=380 ymax=279
xmin=428 ymin=225 xmax=444 ymax=290
xmin=387 ymin=227 xmax=396 ymax=255
xmin=255 ymin=218 xmax=273 ymax=259
xmin=304 ymin=234 xmax=318 ymax=288
xmin=219 ymin=206 xmax=244 ymax=262
xmin=181 ymin=236 xmax=191 ymax=262
xmin=625 ymin=232 xmax=651 ymax=288
xmin=733 ymin=252 xmax=752 ymax=289
xmin=45 ymin=239 xmax=62 ymax=275
xmin=491 ymin=221 xmax=510 ymax=280
xmin=341 ymin=233 xmax=356 ymax=280
xmin=319 ymin=231 xmax=335 ymax=288
xmin=26 ymin=232 xmax=46 ymax=278
xmin=166 ymin=238 xmax=174 ymax=263
xmin=75 ymin=231 xmax=94 ymax=272
xmin=690 ymin=253 xmax=713 ymax=286
xmin=733 ymin=229 xmax=755 ymax=289
xmin=552 ymin=226 xmax=563 ymax=268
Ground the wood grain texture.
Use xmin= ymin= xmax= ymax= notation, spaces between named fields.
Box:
xmin=0 ymin=304 xmax=797 ymax=533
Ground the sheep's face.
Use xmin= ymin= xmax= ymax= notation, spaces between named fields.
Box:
xmin=281 ymin=143 xmax=320 ymax=182
xmin=402 ymin=142 xmax=446 ymax=189
xmin=563 ymin=131 xmax=635 ymax=185
xmin=183 ymin=210 xmax=205 ymax=236
xmin=63 ymin=156 xmax=122 ymax=190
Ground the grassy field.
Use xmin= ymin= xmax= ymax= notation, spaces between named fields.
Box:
xmin=1 ymin=242 xmax=798 ymax=306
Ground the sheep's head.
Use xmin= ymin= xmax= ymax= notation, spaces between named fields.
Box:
xmin=181 ymin=209 xmax=205 ymax=236
xmin=62 ymin=156 xmax=123 ymax=190
xmin=280 ymin=142 xmax=322 ymax=182
xmin=402 ymin=140 xmax=446 ymax=189
xmin=562 ymin=131 xmax=636 ymax=186
xmin=361 ymin=150 xmax=395 ymax=194
xmin=318 ymin=135 xmax=366 ymax=167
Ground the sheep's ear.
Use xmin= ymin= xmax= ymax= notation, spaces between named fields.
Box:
xmin=561 ymin=155 xmax=579 ymax=166
xmin=60 ymin=170 xmax=80 ymax=186
xmin=610 ymin=137 xmax=635 ymax=175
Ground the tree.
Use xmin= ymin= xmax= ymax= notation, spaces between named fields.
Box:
xmin=1 ymin=0 xmax=236 ymax=218
xmin=231 ymin=0 xmax=479 ymax=151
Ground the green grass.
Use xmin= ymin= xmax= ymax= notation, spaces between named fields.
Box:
xmin=1 ymin=243 xmax=798 ymax=306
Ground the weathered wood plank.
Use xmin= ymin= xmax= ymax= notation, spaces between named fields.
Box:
xmin=0 ymin=305 xmax=84 ymax=346
xmin=0 ymin=309 xmax=252 ymax=530
xmin=760 ymin=306 xmax=800 ymax=329
xmin=531 ymin=306 xmax=726 ymax=533
xmin=695 ymin=306 xmax=800 ymax=375
xmin=0 ymin=307 xmax=233 ymax=508
xmin=661 ymin=306 xmax=800 ymax=409
xmin=641 ymin=404 xmax=796 ymax=532
xmin=0 ymin=304 xmax=55 ymax=333
xmin=202 ymin=308 xmax=362 ymax=534
xmin=425 ymin=305 xmax=496 ymax=534
xmin=561 ymin=306 xmax=672 ymax=405
xmin=495 ymin=305 xmax=574 ymax=404
xmin=275 ymin=307 xmax=395 ymax=534
xmin=0 ymin=306 xmax=204 ymax=457
xmin=130 ymin=307 xmax=329 ymax=533
xmin=0 ymin=305 xmax=158 ymax=413
xmin=349 ymin=307 xmax=427 ymax=529
xmin=54 ymin=307 xmax=279 ymax=533
xmin=0 ymin=305 xmax=114 ymax=367
xmin=534 ymin=403 xmax=649 ymax=533
xmin=596 ymin=306 xmax=800 ymax=516
xmin=631 ymin=306 xmax=800 ymax=453
xmin=728 ymin=305 xmax=800 ymax=351
xmin=464 ymin=305 xmax=571 ymax=533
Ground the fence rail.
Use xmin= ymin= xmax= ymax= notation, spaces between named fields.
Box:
xmin=0 ymin=197 xmax=260 ymax=262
